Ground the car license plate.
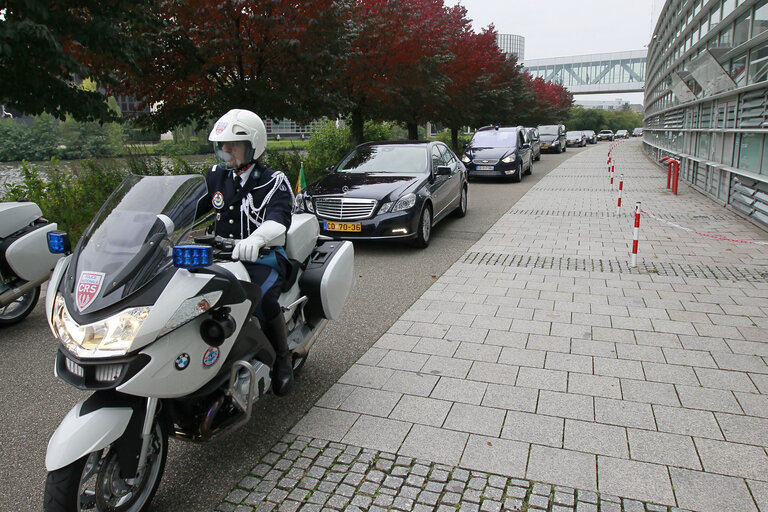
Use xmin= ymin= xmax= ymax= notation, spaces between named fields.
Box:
xmin=324 ymin=221 xmax=361 ymax=232
xmin=477 ymin=165 xmax=494 ymax=171
xmin=541 ymin=146 xmax=549 ymax=150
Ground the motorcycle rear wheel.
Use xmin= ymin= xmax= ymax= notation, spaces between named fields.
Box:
xmin=0 ymin=285 xmax=40 ymax=327
xmin=43 ymin=419 xmax=168 ymax=512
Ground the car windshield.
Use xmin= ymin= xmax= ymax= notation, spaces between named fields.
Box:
xmin=470 ymin=130 xmax=517 ymax=148
xmin=600 ymin=130 xmax=612 ymax=134
xmin=567 ymin=131 xmax=581 ymax=138
xmin=538 ymin=126 xmax=560 ymax=135
xmin=336 ymin=145 xmax=428 ymax=175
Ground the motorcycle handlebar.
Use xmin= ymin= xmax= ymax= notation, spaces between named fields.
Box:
xmin=191 ymin=234 xmax=268 ymax=262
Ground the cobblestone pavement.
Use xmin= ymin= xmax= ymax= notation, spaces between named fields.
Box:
xmin=218 ymin=140 xmax=768 ymax=511
xmin=217 ymin=434 xmax=692 ymax=512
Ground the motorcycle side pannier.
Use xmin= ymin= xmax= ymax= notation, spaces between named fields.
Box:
xmin=298 ymin=240 xmax=354 ymax=321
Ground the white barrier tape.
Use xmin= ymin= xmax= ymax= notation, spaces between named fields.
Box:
xmin=640 ymin=209 xmax=768 ymax=245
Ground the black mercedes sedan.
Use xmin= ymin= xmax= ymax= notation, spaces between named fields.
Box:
xmin=295 ymin=141 xmax=468 ymax=248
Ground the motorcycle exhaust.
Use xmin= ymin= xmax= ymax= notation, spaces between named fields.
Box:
xmin=292 ymin=318 xmax=328 ymax=359
xmin=0 ymin=273 xmax=48 ymax=307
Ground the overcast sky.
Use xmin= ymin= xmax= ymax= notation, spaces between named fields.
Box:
xmin=447 ymin=0 xmax=668 ymax=104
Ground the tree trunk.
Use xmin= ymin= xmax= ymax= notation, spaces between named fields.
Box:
xmin=351 ymin=108 xmax=364 ymax=147
xmin=451 ymin=126 xmax=459 ymax=152
xmin=407 ymin=122 xmax=418 ymax=140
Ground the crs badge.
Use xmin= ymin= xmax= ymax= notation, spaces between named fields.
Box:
xmin=202 ymin=347 xmax=220 ymax=369
xmin=212 ymin=192 xmax=225 ymax=209
xmin=76 ymin=271 xmax=105 ymax=311
xmin=215 ymin=121 xmax=228 ymax=135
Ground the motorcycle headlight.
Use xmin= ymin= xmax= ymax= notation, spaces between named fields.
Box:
xmin=392 ymin=193 xmax=416 ymax=213
xmin=461 ymin=154 xmax=471 ymax=163
xmin=501 ymin=154 xmax=516 ymax=164
xmin=51 ymin=294 xmax=151 ymax=357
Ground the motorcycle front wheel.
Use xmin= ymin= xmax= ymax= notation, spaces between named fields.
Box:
xmin=0 ymin=285 xmax=40 ymax=327
xmin=43 ymin=419 xmax=168 ymax=512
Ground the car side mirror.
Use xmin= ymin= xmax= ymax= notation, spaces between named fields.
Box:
xmin=324 ymin=165 xmax=334 ymax=173
xmin=463 ymin=143 xmax=469 ymax=150
xmin=436 ymin=165 xmax=452 ymax=176
xmin=522 ymin=143 xmax=531 ymax=149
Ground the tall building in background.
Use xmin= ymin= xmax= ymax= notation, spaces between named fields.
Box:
xmin=644 ymin=0 xmax=768 ymax=230
xmin=496 ymin=33 xmax=525 ymax=61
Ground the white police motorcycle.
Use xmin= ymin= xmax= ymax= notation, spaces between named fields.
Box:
xmin=42 ymin=173 xmax=354 ymax=511
xmin=0 ymin=201 xmax=62 ymax=326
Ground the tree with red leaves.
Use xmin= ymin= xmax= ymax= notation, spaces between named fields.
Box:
xmin=118 ymin=0 xmax=352 ymax=132
xmin=516 ymin=72 xmax=574 ymax=126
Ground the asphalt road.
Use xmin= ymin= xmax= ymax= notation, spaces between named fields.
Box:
xmin=0 ymin=145 xmax=585 ymax=511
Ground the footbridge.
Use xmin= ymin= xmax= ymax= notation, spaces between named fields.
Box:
xmin=524 ymin=50 xmax=647 ymax=94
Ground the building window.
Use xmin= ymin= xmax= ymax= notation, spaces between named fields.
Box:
xmin=748 ymin=40 xmax=768 ymax=83
xmin=697 ymin=132 xmax=711 ymax=159
xmin=754 ymin=0 xmax=768 ymax=37
xmin=723 ymin=0 xmax=736 ymax=19
xmin=738 ymin=132 xmax=763 ymax=171
xmin=731 ymin=53 xmax=748 ymax=85
xmin=734 ymin=10 xmax=752 ymax=45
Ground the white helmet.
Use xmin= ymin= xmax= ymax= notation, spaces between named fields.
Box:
xmin=208 ymin=109 xmax=267 ymax=168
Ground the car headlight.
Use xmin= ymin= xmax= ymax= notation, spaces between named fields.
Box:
xmin=392 ymin=193 xmax=416 ymax=212
xmin=304 ymin=195 xmax=315 ymax=213
xmin=461 ymin=154 xmax=471 ymax=163
xmin=294 ymin=193 xmax=305 ymax=212
xmin=51 ymin=294 xmax=151 ymax=357
xmin=378 ymin=201 xmax=394 ymax=214
xmin=501 ymin=154 xmax=516 ymax=164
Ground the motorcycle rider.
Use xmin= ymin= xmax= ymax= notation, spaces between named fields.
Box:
xmin=199 ymin=109 xmax=295 ymax=396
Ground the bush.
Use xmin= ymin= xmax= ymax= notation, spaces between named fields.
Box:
xmin=0 ymin=114 xmax=60 ymax=161
xmin=263 ymin=119 xmax=397 ymax=190
xmin=432 ymin=129 xmax=472 ymax=151
xmin=2 ymin=154 xmax=207 ymax=243
xmin=154 ymin=139 xmax=211 ymax=157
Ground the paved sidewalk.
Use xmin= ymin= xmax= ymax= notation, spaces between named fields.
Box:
xmin=218 ymin=140 xmax=768 ymax=512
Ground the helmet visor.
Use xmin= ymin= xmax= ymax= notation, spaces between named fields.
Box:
xmin=213 ymin=140 xmax=255 ymax=169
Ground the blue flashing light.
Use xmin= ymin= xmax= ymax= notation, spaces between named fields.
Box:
xmin=47 ymin=231 xmax=71 ymax=254
xmin=173 ymin=245 xmax=213 ymax=269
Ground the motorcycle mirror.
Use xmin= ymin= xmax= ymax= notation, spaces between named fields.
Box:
xmin=47 ymin=231 xmax=71 ymax=254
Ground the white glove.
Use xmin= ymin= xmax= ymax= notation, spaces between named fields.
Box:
xmin=232 ymin=220 xmax=286 ymax=262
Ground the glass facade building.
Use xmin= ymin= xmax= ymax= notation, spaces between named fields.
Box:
xmin=644 ymin=0 xmax=768 ymax=228
xmin=497 ymin=34 xmax=525 ymax=61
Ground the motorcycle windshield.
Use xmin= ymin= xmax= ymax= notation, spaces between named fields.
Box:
xmin=70 ymin=174 xmax=208 ymax=313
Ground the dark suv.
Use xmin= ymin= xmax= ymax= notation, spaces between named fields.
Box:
xmin=462 ymin=126 xmax=533 ymax=182
xmin=537 ymin=124 xmax=567 ymax=153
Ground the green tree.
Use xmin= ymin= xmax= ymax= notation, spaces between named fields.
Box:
xmin=0 ymin=0 xmax=157 ymax=121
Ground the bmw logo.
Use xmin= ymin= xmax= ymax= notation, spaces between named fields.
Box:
xmin=175 ymin=353 xmax=190 ymax=371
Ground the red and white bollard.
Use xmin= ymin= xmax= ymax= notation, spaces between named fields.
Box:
xmin=616 ymin=174 xmax=623 ymax=215
xmin=610 ymin=164 xmax=615 ymax=185
xmin=630 ymin=201 xmax=641 ymax=268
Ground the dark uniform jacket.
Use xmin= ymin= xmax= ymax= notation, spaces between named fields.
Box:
xmin=199 ymin=162 xmax=293 ymax=241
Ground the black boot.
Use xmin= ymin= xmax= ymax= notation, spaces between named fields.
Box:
xmin=263 ymin=314 xmax=294 ymax=396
